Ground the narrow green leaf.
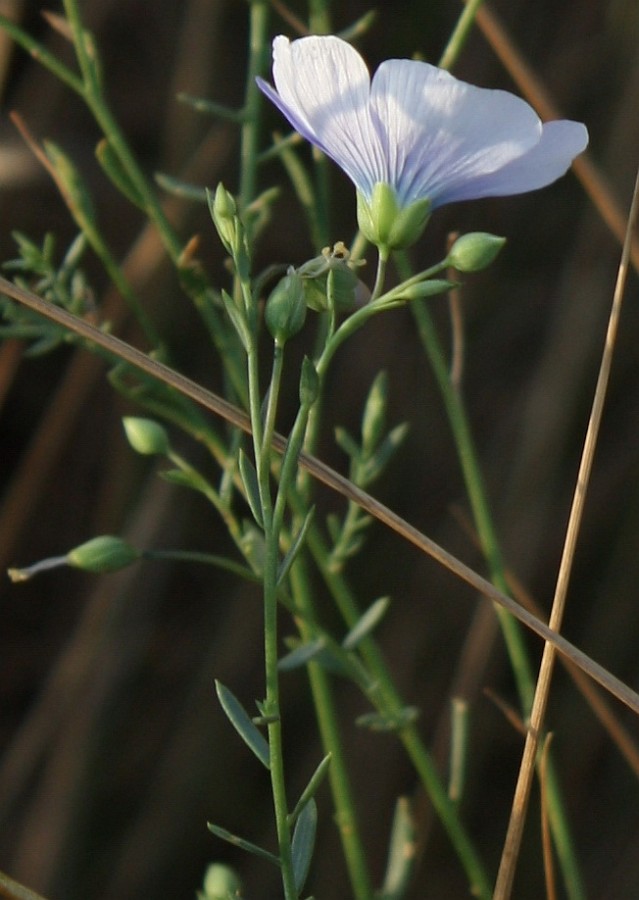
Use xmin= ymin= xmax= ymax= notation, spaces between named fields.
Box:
xmin=288 ymin=755 xmax=331 ymax=828
xmin=221 ymin=289 xmax=251 ymax=352
xmin=238 ymin=450 xmax=264 ymax=528
xmin=159 ymin=469 xmax=197 ymax=488
xmin=378 ymin=797 xmax=418 ymax=900
xmin=360 ymin=422 xmax=410 ymax=486
xmin=277 ymin=506 xmax=315 ymax=585
xmin=207 ymin=822 xmax=280 ymax=867
xmin=342 ymin=596 xmax=391 ymax=650
xmin=291 ymin=798 xmax=317 ymax=893
xmin=215 ymin=680 xmax=270 ymax=770
xmin=355 ymin=706 xmax=420 ymax=732
xmin=96 ymin=138 xmax=146 ymax=209
xmin=155 ymin=171 xmax=207 ymax=203
xmin=334 ymin=426 xmax=360 ymax=460
xmin=177 ymin=92 xmax=246 ymax=122
xmin=278 ymin=638 xmax=326 ymax=673
xmin=361 ymin=370 xmax=388 ymax=456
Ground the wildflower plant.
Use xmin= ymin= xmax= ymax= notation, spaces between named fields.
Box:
xmin=0 ymin=2 xmax=638 ymax=900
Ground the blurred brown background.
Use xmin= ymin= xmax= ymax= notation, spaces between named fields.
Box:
xmin=1 ymin=1 xmax=638 ymax=897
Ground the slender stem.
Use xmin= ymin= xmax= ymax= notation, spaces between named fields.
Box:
xmin=292 ymin=504 xmax=492 ymax=899
xmin=370 ymin=252 xmax=387 ymax=302
xmin=60 ymin=0 xmax=184 ymax=265
xmin=438 ymin=0 xmax=486 ymax=72
xmin=261 ymin=343 xmax=285 ymax=489
xmin=288 ymin=558 xmax=374 ymax=900
xmin=247 ymin=345 xmax=296 ymax=898
xmin=397 ymin=252 xmax=584 ymax=897
xmin=239 ymin=1 xmax=269 ymax=213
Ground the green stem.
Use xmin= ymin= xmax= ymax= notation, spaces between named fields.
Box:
xmin=288 ymin=557 xmax=374 ymax=900
xmin=261 ymin=343 xmax=285 ymax=490
xmin=62 ymin=0 xmax=183 ymax=263
xmin=396 ymin=255 xmax=584 ymax=898
xmin=438 ymin=0 xmax=486 ymax=72
xmin=143 ymin=549 xmax=258 ymax=582
xmin=370 ymin=252 xmax=387 ymax=302
xmin=292 ymin=504 xmax=492 ymax=899
xmin=239 ymin=1 xmax=269 ymax=213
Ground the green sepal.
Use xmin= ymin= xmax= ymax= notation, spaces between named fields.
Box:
xmin=215 ymin=680 xmax=270 ymax=770
xmin=357 ymin=183 xmax=430 ymax=257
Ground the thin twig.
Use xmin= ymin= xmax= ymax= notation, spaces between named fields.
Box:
xmin=493 ymin=159 xmax=639 ymax=899
xmin=2 ymin=274 xmax=639 ymax=719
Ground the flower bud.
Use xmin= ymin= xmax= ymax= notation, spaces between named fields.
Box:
xmin=208 ymin=183 xmax=238 ymax=253
xmin=123 ymin=417 xmax=170 ymax=456
xmin=67 ymin=536 xmax=140 ymax=573
xmin=202 ymin=863 xmax=243 ymax=899
xmin=265 ymin=268 xmax=307 ymax=345
xmin=447 ymin=232 xmax=506 ymax=272
xmin=357 ymin=183 xmax=431 ymax=258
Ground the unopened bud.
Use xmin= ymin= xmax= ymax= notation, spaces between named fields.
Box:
xmin=448 ymin=232 xmax=506 ymax=272
xmin=67 ymin=536 xmax=140 ymax=573
xmin=209 ymin=183 xmax=238 ymax=253
xmin=201 ymin=863 xmax=243 ymax=899
xmin=123 ymin=417 xmax=170 ymax=456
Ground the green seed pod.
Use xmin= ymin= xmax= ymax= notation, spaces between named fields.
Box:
xmin=265 ymin=268 xmax=307 ymax=345
xmin=448 ymin=232 xmax=506 ymax=272
xmin=67 ymin=536 xmax=140 ymax=573
xmin=123 ymin=417 xmax=170 ymax=456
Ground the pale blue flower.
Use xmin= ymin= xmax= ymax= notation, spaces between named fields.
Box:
xmin=257 ymin=35 xmax=588 ymax=230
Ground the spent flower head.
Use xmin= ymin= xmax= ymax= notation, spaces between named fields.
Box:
xmin=258 ymin=35 xmax=588 ymax=255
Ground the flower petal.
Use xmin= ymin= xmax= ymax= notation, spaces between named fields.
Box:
xmin=369 ymin=59 xmax=544 ymax=208
xmin=433 ymin=119 xmax=588 ymax=205
xmin=257 ymin=36 xmax=385 ymax=197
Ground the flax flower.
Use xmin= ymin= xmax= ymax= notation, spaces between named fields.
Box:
xmin=257 ymin=35 xmax=588 ymax=255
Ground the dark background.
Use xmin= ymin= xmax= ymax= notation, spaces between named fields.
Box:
xmin=1 ymin=1 xmax=638 ymax=897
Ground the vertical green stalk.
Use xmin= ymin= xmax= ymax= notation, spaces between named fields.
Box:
xmin=399 ymin=255 xmax=584 ymax=898
xmin=438 ymin=0 xmax=486 ymax=72
xmin=293 ymin=509 xmax=493 ymax=899
xmin=288 ymin=557 xmax=374 ymax=900
xmin=239 ymin=1 xmax=269 ymax=213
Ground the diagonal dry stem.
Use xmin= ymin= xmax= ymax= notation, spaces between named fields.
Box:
xmin=2 ymin=274 xmax=639 ymax=720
